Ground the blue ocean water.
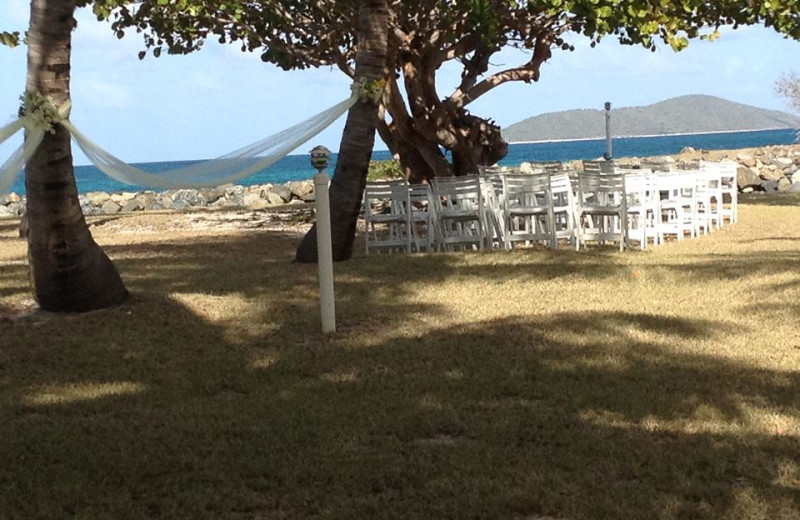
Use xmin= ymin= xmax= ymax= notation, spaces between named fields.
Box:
xmin=8 ymin=128 xmax=797 ymax=195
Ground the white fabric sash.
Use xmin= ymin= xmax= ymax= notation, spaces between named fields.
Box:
xmin=0 ymin=94 xmax=357 ymax=194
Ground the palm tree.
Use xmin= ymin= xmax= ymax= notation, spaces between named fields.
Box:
xmin=25 ymin=0 xmax=128 ymax=311
xmin=295 ymin=0 xmax=388 ymax=262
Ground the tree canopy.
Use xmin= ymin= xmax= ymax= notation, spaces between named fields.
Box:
xmin=98 ymin=0 xmax=800 ymax=179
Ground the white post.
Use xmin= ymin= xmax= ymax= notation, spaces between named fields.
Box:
xmin=604 ymin=101 xmax=613 ymax=160
xmin=314 ymin=172 xmax=336 ymax=333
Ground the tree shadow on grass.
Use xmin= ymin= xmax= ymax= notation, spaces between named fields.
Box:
xmin=0 ymin=266 xmax=28 ymax=299
xmin=1 ymin=303 xmax=798 ymax=519
xmin=1 ymin=219 xmax=799 ymax=518
xmin=1 ymin=220 xmax=798 ymax=331
xmin=288 ymin=313 xmax=799 ymax=519
xmin=0 ymin=220 xmax=22 ymax=242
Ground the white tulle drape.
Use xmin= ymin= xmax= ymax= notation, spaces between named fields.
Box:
xmin=0 ymin=93 xmax=357 ymax=194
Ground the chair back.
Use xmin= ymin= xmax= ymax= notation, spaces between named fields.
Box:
xmin=432 ymin=175 xmax=484 ymax=217
xmin=364 ymin=179 xmax=411 ymax=216
xmin=582 ymin=160 xmax=616 ymax=175
xmin=624 ymin=169 xmax=656 ymax=207
xmin=527 ymin=161 xmax=566 ymax=174
xmin=578 ymin=166 xmax=625 ymax=207
xmin=549 ymin=172 xmax=574 ymax=209
xmin=503 ymin=172 xmax=551 ymax=210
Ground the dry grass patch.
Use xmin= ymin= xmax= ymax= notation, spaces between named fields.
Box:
xmin=0 ymin=201 xmax=799 ymax=519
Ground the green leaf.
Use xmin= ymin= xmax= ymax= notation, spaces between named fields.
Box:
xmin=0 ymin=31 xmax=20 ymax=48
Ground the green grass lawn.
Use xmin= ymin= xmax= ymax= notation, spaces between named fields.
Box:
xmin=1 ymin=199 xmax=799 ymax=519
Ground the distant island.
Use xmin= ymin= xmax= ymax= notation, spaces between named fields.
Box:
xmin=502 ymin=94 xmax=800 ymax=143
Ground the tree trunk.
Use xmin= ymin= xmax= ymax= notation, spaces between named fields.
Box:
xmin=448 ymin=111 xmax=509 ymax=176
xmin=25 ymin=0 xmax=128 ymax=311
xmin=295 ymin=0 xmax=388 ymax=263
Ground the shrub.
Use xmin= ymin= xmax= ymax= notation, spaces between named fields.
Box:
xmin=367 ymin=159 xmax=404 ymax=181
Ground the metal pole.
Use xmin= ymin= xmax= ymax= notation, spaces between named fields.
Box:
xmin=314 ymin=172 xmax=336 ymax=333
xmin=604 ymin=101 xmax=613 ymax=160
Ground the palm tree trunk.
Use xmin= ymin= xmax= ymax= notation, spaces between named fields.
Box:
xmin=295 ymin=0 xmax=388 ymax=263
xmin=25 ymin=0 xmax=128 ymax=311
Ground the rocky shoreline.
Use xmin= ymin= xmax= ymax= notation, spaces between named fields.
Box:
xmin=1 ymin=143 xmax=798 ymax=218
xmin=641 ymin=143 xmax=800 ymax=193
xmin=0 ymin=179 xmax=316 ymax=219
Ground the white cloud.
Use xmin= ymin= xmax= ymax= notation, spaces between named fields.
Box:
xmin=77 ymin=78 xmax=133 ymax=108
xmin=72 ymin=7 xmax=149 ymax=63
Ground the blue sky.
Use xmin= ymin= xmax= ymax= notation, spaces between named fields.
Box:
xmin=1 ymin=0 xmax=799 ymax=165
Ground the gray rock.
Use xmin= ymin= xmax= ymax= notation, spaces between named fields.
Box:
xmin=0 ymin=193 xmax=21 ymax=205
xmin=86 ymin=191 xmax=111 ymax=205
xmin=777 ymin=177 xmax=792 ymax=192
xmin=265 ymin=191 xmax=285 ymax=206
xmin=80 ymin=200 xmax=97 ymax=216
xmin=172 ymin=189 xmax=207 ymax=207
xmin=158 ymin=195 xmax=174 ymax=209
xmin=737 ymin=166 xmax=760 ymax=190
xmin=270 ymin=184 xmax=293 ymax=202
xmin=101 ymin=200 xmax=121 ymax=214
xmin=241 ymin=192 xmax=263 ymax=207
xmin=760 ymin=179 xmax=779 ymax=192
xmin=225 ymin=185 xmax=245 ymax=197
xmin=758 ymin=167 xmax=785 ymax=181
xmin=121 ymin=198 xmax=145 ymax=212
xmin=287 ymin=180 xmax=314 ymax=199
xmin=172 ymin=200 xmax=190 ymax=211
xmin=5 ymin=202 xmax=22 ymax=215
xmin=0 ymin=205 xmax=14 ymax=217
xmin=791 ymin=169 xmax=800 ymax=184
xmin=110 ymin=192 xmax=136 ymax=203
xmin=775 ymin=157 xmax=794 ymax=167
xmin=300 ymin=191 xmax=316 ymax=202
xmin=789 ymin=183 xmax=800 ymax=193
xmin=138 ymin=193 xmax=158 ymax=209
xmin=204 ymin=186 xmax=227 ymax=204
xmin=226 ymin=193 xmax=246 ymax=207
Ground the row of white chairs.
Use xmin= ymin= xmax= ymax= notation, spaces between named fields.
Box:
xmin=362 ymin=160 xmax=738 ymax=254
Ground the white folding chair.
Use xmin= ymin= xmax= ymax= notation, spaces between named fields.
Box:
xmin=693 ymin=171 xmax=714 ymax=236
xmin=431 ymin=175 xmax=487 ymax=251
xmin=624 ymin=170 xmax=659 ymax=250
xmin=479 ymin=168 xmax=508 ymax=249
xmin=502 ymin=172 xmax=556 ymax=249
xmin=575 ymin=164 xmax=627 ymax=251
xmin=549 ymin=172 xmax=576 ymax=248
xmin=701 ymin=160 xmax=738 ymax=226
xmin=656 ymin=171 xmax=696 ymax=243
xmin=363 ymin=180 xmax=413 ymax=254
xmin=408 ymin=183 xmax=436 ymax=253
